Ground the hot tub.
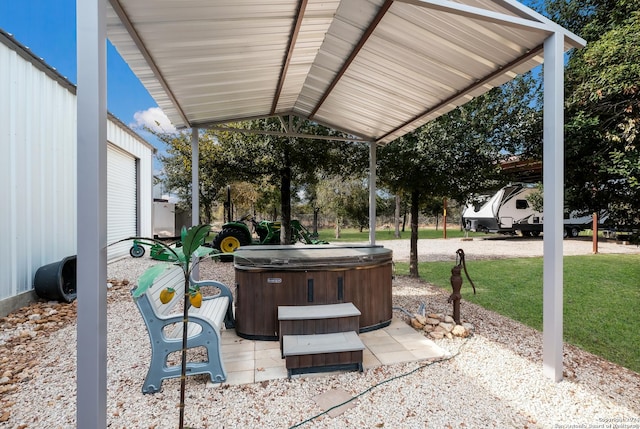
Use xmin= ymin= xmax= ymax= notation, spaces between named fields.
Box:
xmin=233 ymin=245 xmax=393 ymax=340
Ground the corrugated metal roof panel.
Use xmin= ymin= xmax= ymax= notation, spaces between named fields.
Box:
xmin=106 ymin=0 xmax=584 ymax=143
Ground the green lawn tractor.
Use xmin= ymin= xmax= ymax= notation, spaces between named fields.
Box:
xmin=129 ymin=238 xmax=182 ymax=262
xmin=210 ymin=214 xmax=328 ymax=254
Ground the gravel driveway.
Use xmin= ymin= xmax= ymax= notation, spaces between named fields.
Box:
xmin=369 ymin=235 xmax=640 ymax=262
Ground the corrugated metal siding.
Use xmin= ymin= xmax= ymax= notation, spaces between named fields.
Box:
xmin=0 ymin=35 xmax=155 ymax=302
xmin=0 ymin=40 xmax=77 ymax=300
xmin=106 ymin=116 xmax=154 ymax=247
xmin=107 ymin=144 xmax=137 ymax=260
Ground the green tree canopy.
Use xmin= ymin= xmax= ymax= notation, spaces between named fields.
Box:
xmin=155 ymin=117 xmax=370 ymax=234
xmin=379 ymin=74 xmax=540 ymax=276
xmin=546 ymin=0 xmax=640 ymax=227
xmin=156 ymin=129 xmax=227 ymax=224
xmin=212 ymin=117 xmax=369 ymax=242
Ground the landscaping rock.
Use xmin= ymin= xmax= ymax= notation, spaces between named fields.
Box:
xmin=411 ymin=318 xmax=424 ymax=329
xmin=407 ymin=310 xmax=474 ymax=339
xmin=439 ymin=322 xmax=455 ymax=333
xmin=430 ymin=331 xmax=445 ymax=340
xmin=452 ymin=325 xmax=470 ymax=338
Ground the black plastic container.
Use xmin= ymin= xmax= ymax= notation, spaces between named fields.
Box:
xmin=33 ymin=255 xmax=77 ymax=303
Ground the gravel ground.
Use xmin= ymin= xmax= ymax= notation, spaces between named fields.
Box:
xmin=369 ymin=234 xmax=640 ymax=262
xmin=1 ymin=237 xmax=639 ymax=428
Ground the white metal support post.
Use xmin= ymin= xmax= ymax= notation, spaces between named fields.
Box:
xmin=542 ymin=31 xmax=565 ymax=382
xmin=191 ymin=127 xmax=200 ymax=226
xmin=369 ymin=141 xmax=377 ymax=245
xmin=191 ymin=127 xmax=200 ymax=279
xmin=76 ymin=0 xmax=108 ymax=426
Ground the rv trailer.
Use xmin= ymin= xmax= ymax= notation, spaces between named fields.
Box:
xmin=462 ymin=184 xmax=599 ymax=238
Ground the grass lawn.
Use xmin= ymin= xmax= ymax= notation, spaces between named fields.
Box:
xmin=395 ymin=254 xmax=640 ymax=373
xmin=316 ymin=227 xmax=486 ymax=242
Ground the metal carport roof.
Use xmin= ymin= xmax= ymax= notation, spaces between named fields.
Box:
xmin=75 ymin=1 xmax=585 ymax=426
xmin=105 ymin=0 xmax=584 ymax=143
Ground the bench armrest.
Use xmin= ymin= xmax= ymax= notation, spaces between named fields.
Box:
xmin=190 ymin=274 xmax=235 ymax=329
xmin=134 ymin=292 xmax=220 ymax=342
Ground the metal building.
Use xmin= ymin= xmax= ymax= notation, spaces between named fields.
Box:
xmin=0 ymin=29 xmax=155 ymax=316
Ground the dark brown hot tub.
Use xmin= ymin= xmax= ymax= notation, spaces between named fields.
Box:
xmin=233 ymin=245 xmax=393 ymax=340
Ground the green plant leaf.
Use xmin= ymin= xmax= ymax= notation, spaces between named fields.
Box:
xmin=180 ymin=226 xmax=187 ymax=244
xmin=173 ymin=246 xmax=187 ymax=264
xmin=193 ymin=245 xmax=215 ymax=258
xmin=182 ymin=225 xmax=212 ymax=257
xmin=132 ymin=264 xmax=172 ymax=298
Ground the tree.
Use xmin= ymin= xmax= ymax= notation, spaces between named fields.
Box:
xmin=154 ymin=117 xmax=369 ymax=236
xmin=544 ymin=0 xmax=640 ymax=38
xmin=156 ymin=129 xmax=228 ymax=224
xmin=315 ymin=175 xmax=359 ymax=238
xmin=545 ymin=1 xmax=640 ymax=227
xmin=341 ymin=179 xmax=371 ymax=232
xmin=394 ymin=194 xmax=402 ymax=238
xmin=379 ymin=74 xmax=540 ymax=277
xmin=221 ymin=181 xmax=265 ymax=220
xmin=422 ymin=196 xmax=445 ymax=229
xmin=299 ymin=181 xmax=323 ymax=234
xmin=213 ymin=117 xmax=369 ymax=242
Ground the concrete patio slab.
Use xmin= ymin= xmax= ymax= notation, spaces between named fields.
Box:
xmin=217 ymin=317 xmax=446 ymax=386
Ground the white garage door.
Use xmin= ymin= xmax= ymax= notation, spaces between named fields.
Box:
xmin=108 ymin=144 xmax=137 ymax=261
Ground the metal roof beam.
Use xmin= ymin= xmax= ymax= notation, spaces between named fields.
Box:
xmin=189 ymin=113 xmax=289 ymax=130
xmin=278 ymin=115 xmax=290 ymax=133
xmin=207 ymin=126 xmax=367 ymax=143
xmin=193 ymin=113 xmax=371 ymax=143
xmin=291 ymin=115 xmax=302 ymax=134
xmin=277 ymin=115 xmax=303 ymax=134
xmin=271 ymin=0 xmax=308 ymax=116
xmin=494 ymin=0 xmax=586 ymax=48
xmin=108 ymin=0 xmax=190 ymax=127
xmin=395 ymin=0 xmax=552 ymax=33
xmin=308 ymin=0 xmax=394 ymax=120
xmin=299 ymin=116 xmax=372 ymax=142
xmin=397 ymin=0 xmax=586 ymax=49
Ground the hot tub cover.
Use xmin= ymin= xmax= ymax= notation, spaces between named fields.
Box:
xmin=233 ymin=245 xmax=392 ymax=270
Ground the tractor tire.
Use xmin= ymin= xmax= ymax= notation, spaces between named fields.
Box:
xmin=212 ymin=228 xmax=250 ymax=253
xmin=130 ymin=245 xmax=145 ymax=258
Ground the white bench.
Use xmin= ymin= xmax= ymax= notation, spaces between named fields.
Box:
xmin=132 ymin=265 xmax=235 ymax=393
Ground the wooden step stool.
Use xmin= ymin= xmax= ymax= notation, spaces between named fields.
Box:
xmin=282 ymin=331 xmax=365 ymax=377
xmin=278 ymin=302 xmax=364 ymax=377
xmin=277 ymin=302 xmax=361 ymax=356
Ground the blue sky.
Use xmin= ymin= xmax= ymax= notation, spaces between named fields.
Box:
xmin=0 ymin=0 xmax=170 ymax=155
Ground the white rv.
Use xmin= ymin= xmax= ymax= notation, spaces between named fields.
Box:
xmin=462 ymin=184 xmax=598 ymax=238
